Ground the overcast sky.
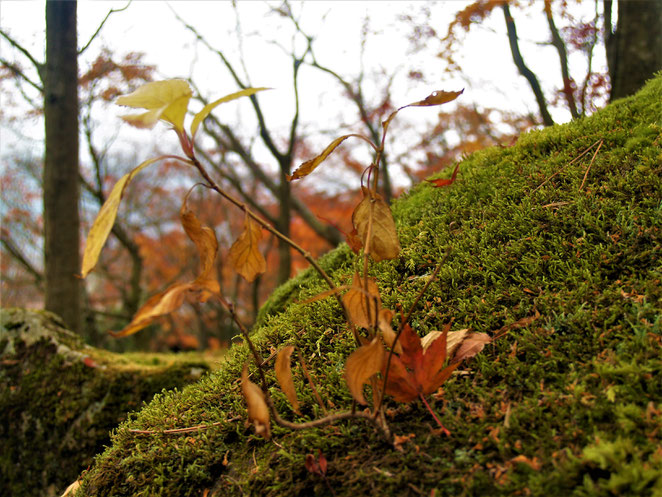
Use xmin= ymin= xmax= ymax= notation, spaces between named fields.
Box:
xmin=1 ymin=1 xmax=607 ymax=187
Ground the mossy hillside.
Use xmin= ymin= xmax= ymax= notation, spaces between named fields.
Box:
xmin=0 ymin=308 xmax=218 ymax=497
xmin=77 ymin=75 xmax=661 ymax=497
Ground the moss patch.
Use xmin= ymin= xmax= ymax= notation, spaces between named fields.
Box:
xmin=0 ymin=308 xmax=218 ymax=497
xmin=76 ymin=74 xmax=661 ymax=497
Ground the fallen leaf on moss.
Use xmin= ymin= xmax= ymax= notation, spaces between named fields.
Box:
xmin=275 ymin=345 xmax=301 ymax=414
xmin=241 ymin=364 xmax=271 ymax=439
xmin=384 ymin=324 xmax=459 ymax=403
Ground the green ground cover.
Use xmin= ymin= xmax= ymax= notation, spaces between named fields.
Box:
xmin=75 ymin=74 xmax=660 ymax=496
xmin=0 ymin=308 xmax=219 ymax=497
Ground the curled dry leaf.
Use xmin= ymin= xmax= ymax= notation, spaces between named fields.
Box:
xmin=109 ymin=198 xmax=220 ymax=337
xmin=241 ymin=364 xmax=271 ymax=439
xmin=421 ymin=328 xmax=469 ymax=357
xmin=181 ymin=193 xmax=220 ymax=295
xmin=116 ymin=79 xmax=193 ymax=131
xmin=421 ymin=329 xmax=491 ymax=363
xmin=287 ymin=134 xmax=365 ymax=181
xmin=342 ymin=271 xmax=381 ymax=329
xmin=228 ymin=213 xmax=267 ymax=282
xmin=344 ymin=337 xmax=386 ymax=405
xmin=408 ymin=89 xmax=464 ymax=107
xmin=382 ymin=88 xmax=463 ymax=137
xmin=352 ymin=187 xmax=400 ymax=262
xmin=452 ymin=332 xmax=491 ymax=363
xmin=275 ymin=345 xmax=301 ymax=414
xmin=426 ymin=162 xmax=460 ymax=188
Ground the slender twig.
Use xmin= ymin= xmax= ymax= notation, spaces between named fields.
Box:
xmin=78 ymin=2 xmax=131 ymax=55
xmin=579 ymin=139 xmax=603 ymax=191
xmin=190 ymin=156 xmax=352 ymax=329
xmin=419 ymin=394 xmax=450 ymax=436
xmin=532 ymin=139 xmax=601 ymax=193
xmin=296 ymin=347 xmax=328 ymax=415
xmin=128 ymin=418 xmax=239 ymax=435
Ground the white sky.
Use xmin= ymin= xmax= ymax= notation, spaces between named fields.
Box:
xmin=0 ymin=0 xmax=607 ymax=189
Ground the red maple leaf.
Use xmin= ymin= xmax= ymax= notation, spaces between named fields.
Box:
xmin=383 ymin=324 xmax=460 ymax=435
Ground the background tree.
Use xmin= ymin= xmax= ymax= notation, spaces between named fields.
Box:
xmin=43 ymin=0 xmax=81 ymax=332
xmin=605 ymin=0 xmax=662 ymax=100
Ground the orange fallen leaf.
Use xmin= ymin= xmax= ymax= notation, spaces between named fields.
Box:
xmin=275 ymin=346 xmax=301 ymax=414
xmin=241 ymin=364 xmax=271 ymax=439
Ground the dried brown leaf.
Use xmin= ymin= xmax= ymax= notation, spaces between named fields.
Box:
xmin=342 ymin=271 xmax=381 ymax=329
xmin=421 ymin=328 xmax=470 ymax=357
xmin=275 ymin=346 xmax=301 ymax=414
xmin=109 ymin=282 xmax=193 ymax=337
xmin=452 ymin=332 xmax=491 ymax=362
xmin=229 ymin=213 xmax=267 ymax=282
xmin=351 ymin=187 xmax=400 ymax=262
xmin=344 ymin=337 xmax=386 ymax=405
xmin=288 ymin=134 xmax=361 ymax=181
xmin=408 ymin=89 xmax=464 ymax=107
xmin=241 ymin=364 xmax=271 ymax=439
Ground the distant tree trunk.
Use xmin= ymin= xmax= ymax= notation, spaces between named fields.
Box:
xmin=605 ymin=0 xmax=662 ymax=101
xmin=43 ymin=1 xmax=81 ymax=333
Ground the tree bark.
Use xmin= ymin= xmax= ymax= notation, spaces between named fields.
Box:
xmin=502 ymin=4 xmax=555 ymax=127
xmin=43 ymin=1 xmax=81 ymax=333
xmin=606 ymin=0 xmax=662 ymax=101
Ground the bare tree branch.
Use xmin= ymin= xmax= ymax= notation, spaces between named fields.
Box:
xmin=0 ymin=231 xmax=43 ymax=284
xmin=544 ymin=0 xmax=579 ymax=119
xmin=0 ymin=28 xmax=44 ymax=80
xmin=78 ymin=1 xmax=132 ymax=55
xmin=502 ymin=4 xmax=555 ymax=126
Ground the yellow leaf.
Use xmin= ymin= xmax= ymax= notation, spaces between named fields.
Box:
xmin=344 ymin=337 xmax=386 ymax=405
xmin=351 ymin=187 xmax=400 ymax=262
xmin=241 ymin=364 xmax=271 ymax=439
xmin=228 ymin=213 xmax=266 ymax=282
xmin=190 ymin=87 xmax=270 ymax=139
xmin=287 ymin=134 xmax=364 ymax=181
xmin=81 ymin=157 xmax=162 ymax=278
xmin=342 ymin=271 xmax=381 ymax=329
xmin=275 ymin=345 xmax=301 ymax=414
xmin=116 ymin=79 xmax=192 ymax=131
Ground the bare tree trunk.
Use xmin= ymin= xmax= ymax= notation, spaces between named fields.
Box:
xmin=605 ymin=0 xmax=662 ymax=101
xmin=43 ymin=1 xmax=81 ymax=333
xmin=502 ymin=4 xmax=555 ymax=127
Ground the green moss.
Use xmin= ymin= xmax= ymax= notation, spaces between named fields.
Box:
xmin=75 ymin=75 xmax=661 ymax=496
xmin=0 ymin=308 xmax=217 ymax=497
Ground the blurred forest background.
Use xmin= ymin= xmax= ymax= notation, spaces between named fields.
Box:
xmin=1 ymin=0 xmax=660 ymax=352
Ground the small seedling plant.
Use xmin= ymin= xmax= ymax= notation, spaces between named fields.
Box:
xmin=81 ymin=79 xmax=491 ymax=445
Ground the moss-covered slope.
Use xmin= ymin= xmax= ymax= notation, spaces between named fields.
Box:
xmin=76 ymin=75 xmax=661 ymax=497
xmin=0 ymin=308 xmax=216 ymax=497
